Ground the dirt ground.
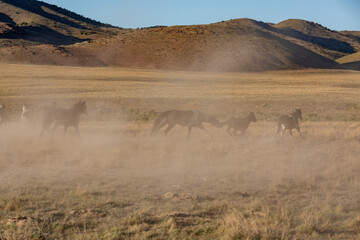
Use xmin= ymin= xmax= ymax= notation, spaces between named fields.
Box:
xmin=0 ymin=64 xmax=359 ymax=239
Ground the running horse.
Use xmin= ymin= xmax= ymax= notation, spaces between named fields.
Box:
xmin=275 ymin=108 xmax=304 ymax=139
xmin=40 ymin=101 xmax=87 ymax=139
xmin=150 ymin=110 xmax=221 ymax=138
xmin=221 ymin=112 xmax=257 ymax=137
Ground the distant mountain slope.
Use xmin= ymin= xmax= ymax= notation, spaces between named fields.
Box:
xmin=272 ymin=19 xmax=360 ymax=59
xmin=340 ymin=31 xmax=360 ymax=38
xmin=77 ymin=19 xmax=343 ymax=71
xmin=0 ymin=19 xmax=343 ymax=71
xmin=0 ymin=1 xmax=358 ymax=71
xmin=0 ymin=0 xmax=120 ymax=46
xmin=336 ymin=52 xmax=360 ymax=70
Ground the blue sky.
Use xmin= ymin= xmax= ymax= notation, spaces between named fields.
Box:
xmin=42 ymin=0 xmax=360 ymax=31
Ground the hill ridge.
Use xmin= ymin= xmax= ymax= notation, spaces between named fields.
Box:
xmin=0 ymin=0 xmax=359 ymax=71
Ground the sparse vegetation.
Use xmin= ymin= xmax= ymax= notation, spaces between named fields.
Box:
xmin=0 ymin=64 xmax=359 ymax=239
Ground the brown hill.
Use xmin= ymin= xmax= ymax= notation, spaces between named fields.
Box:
xmin=0 ymin=0 xmax=120 ymax=46
xmin=0 ymin=18 xmax=343 ymax=71
xmin=336 ymin=52 xmax=360 ymax=70
xmin=340 ymin=31 xmax=360 ymax=38
xmin=72 ymin=19 xmax=341 ymax=71
xmin=273 ymin=19 xmax=360 ymax=59
xmin=1 ymin=1 xmax=358 ymax=71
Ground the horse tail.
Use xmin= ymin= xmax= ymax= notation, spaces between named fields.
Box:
xmin=150 ymin=112 xmax=168 ymax=136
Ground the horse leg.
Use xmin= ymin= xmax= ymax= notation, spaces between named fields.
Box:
xmin=275 ymin=126 xmax=281 ymax=136
xmin=164 ymin=123 xmax=175 ymax=136
xmin=296 ymin=127 xmax=305 ymax=139
xmin=63 ymin=126 xmax=68 ymax=138
xmin=51 ymin=122 xmax=59 ymax=140
xmin=75 ymin=125 xmax=81 ymax=139
xmin=289 ymin=129 xmax=293 ymax=137
xmin=158 ymin=121 xmax=167 ymax=131
xmin=151 ymin=119 xmax=167 ymax=136
xmin=41 ymin=115 xmax=53 ymax=136
xmin=240 ymin=129 xmax=246 ymax=137
xmin=188 ymin=126 xmax=193 ymax=138
xmin=275 ymin=121 xmax=282 ymax=135
xmin=233 ymin=129 xmax=239 ymax=138
xmin=292 ymin=120 xmax=304 ymax=139
xmin=40 ymin=123 xmax=50 ymax=136
xmin=281 ymin=128 xmax=286 ymax=137
xmin=227 ymin=127 xmax=233 ymax=137
xmin=197 ymin=124 xmax=212 ymax=139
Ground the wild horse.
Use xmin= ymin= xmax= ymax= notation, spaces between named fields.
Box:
xmin=150 ymin=110 xmax=221 ymax=138
xmin=221 ymin=112 xmax=257 ymax=137
xmin=275 ymin=108 xmax=304 ymax=139
xmin=40 ymin=101 xmax=87 ymax=139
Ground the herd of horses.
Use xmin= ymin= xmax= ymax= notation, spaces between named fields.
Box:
xmin=0 ymin=101 xmax=304 ymax=139
xmin=150 ymin=108 xmax=304 ymax=139
xmin=0 ymin=101 xmax=87 ymax=139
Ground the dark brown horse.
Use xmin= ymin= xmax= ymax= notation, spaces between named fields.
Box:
xmin=275 ymin=109 xmax=304 ymax=139
xmin=40 ymin=101 xmax=87 ymax=139
xmin=221 ymin=112 xmax=257 ymax=137
xmin=150 ymin=110 xmax=221 ymax=138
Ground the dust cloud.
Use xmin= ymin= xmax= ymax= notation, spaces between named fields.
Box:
xmin=1 ymin=107 xmax=359 ymax=198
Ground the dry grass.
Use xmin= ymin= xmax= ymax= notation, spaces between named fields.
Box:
xmin=337 ymin=52 xmax=360 ymax=64
xmin=336 ymin=52 xmax=360 ymax=71
xmin=0 ymin=64 xmax=360 ymax=239
xmin=0 ymin=64 xmax=359 ymax=122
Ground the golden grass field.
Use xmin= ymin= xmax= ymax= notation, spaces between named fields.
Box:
xmin=0 ymin=64 xmax=360 ymax=239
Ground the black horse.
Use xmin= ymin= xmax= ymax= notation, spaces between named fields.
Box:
xmin=275 ymin=109 xmax=304 ymax=139
xmin=150 ymin=110 xmax=221 ymax=138
xmin=221 ymin=112 xmax=257 ymax=137
xmin=40 ymin=101 xmax=87 ymax=139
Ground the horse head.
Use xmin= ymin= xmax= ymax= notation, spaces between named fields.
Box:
xmin=75 ymin=100 xmax=88 ymax=116
xmin=249 ymin=112 xmax=257 ymax=122
xmin=207 ymin=114 xmax=221 ymax=128
xmin=295 ymin=108 xmax=302 ymax=120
